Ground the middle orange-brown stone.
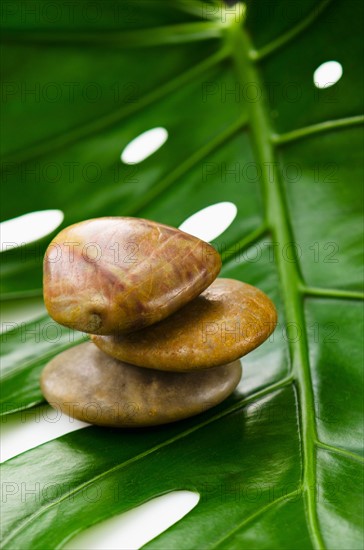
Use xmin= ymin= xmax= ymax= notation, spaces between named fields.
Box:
xmin=92 ymin=278 xmax=277 ymax=371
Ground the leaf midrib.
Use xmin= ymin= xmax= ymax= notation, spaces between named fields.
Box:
xmin=226 ymin=21 xmax=325 ymax=549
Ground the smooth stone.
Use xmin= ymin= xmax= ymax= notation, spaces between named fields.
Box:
xmin=40 ymin=342 xmax=242 ymax=427
xmin=92 ymin=278 xmax=277 ymax=371
xmin=43 ymin=217 xmax=221 ymax=335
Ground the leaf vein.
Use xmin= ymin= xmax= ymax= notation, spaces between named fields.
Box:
xmin=271 ymin=116 xmax=364 ymax=147
xmin=1 ymin=377 xmax=294 ymax=546
xmin=2 ymin=48 xmax=229 ymax=165
xmin=250 ymin=0 xmax=333 ymax=61
xmin=209 ymin=489 xmax=302 ymax=549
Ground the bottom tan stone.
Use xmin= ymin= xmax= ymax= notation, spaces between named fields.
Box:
xmin=40 ymin=342 xmax=242 ymax=427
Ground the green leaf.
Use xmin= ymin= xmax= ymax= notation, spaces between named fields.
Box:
xmin=1 ymin=0 xmax=363 ymax=548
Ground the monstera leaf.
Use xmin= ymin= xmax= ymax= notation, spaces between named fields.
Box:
xmin=1 ymin=0 xmax=363 ymax=548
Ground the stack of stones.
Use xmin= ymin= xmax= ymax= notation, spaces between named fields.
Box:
xmin=41 ymin=217 xmax=277 ymax=428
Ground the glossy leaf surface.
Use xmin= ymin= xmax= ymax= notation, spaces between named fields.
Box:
xmin=1 ymin=1 xmax=363 ymax=548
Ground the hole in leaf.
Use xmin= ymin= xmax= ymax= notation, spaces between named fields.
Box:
xmin=179 ymin=201 xmax=237 ymax=242
xmin=0 ymin=209 xmax=64 ymax=252
xmin=121 ymin=127 xmax=168 ymax=164
xmin=313 ymin=61 xmax=343 ymax=89
xmin=64 ymin=490 xmax=200 ymax=550
xmin=0 ymin=405 xmax=89 ymax=463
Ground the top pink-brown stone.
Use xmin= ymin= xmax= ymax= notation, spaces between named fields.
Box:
xmin=43 ymin=217 xmax=222 ymax=334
